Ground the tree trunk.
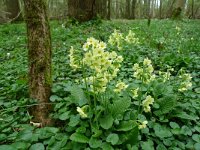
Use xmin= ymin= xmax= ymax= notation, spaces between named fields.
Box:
xmin=159 ymin=0 xmax=162 ymax=19
xmin=191 ymin=0 xmax=194 ymax=18
xmin=6 ymin=0 xmax=21 ymax=21
xmin=68 ymin=0 xmax=96 ymax=22
xmin=130 ymin=0 xmax=137 ymax=19
xmin=107 ymin=0 xmax=111 ymax=20
xmin=24 ymin=0 xmax=53 ymax=126
xmin=125 ymin=0 xmax=130 ymax=19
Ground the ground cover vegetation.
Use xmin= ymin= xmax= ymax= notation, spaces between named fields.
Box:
xmin=0 ymin=19 xmax=200 ymax=149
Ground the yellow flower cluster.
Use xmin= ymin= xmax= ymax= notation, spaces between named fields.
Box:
xmin=108 ymin=29 xmax=140 ymax=50
xmin=178 ymin=73 xmax=192 ymax=92
xmin=82 ymin=37 xmax=123 ymax=93
xmin=133 ymin=58 xmax=155 ymax=83
xmin=138 ymin=120 xmax=148 ymax=129
xmin=108 ymin=29 xmax=124 ymax=50
xmin=125 ymin=30 xmax=140 ymax=44
xmin=114 ymin=81 xmax=128 ymax=93
xmin=69 ymin=46 xmax=79 ymax=70
xmin=131 ymin=88 xmax=139 ymax=98
xmin=142 ymin=95 xmax=154 ymax=113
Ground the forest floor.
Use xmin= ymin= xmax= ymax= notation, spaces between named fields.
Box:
xmin=0 ymin=19 xmax=200 ymax=150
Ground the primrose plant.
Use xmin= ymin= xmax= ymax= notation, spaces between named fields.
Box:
xmin=62 ymin=30 xmax=192 ymax=149
xmin=64 ymin=35 xmax=152 ymax=149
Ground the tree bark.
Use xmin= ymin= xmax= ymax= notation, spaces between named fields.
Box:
xmin=159 ymin=0 xmax=162 ymax=19
xmin=5 ymin=0 xmax=21 ymax=21
xmin=68 ymin=0 xmax=97 ymax=22
xmin=107 ymin=0 xmax=111 ymax=20
xmin=24 ymin=0 xmax=53 ymax=126
xmin=125 ymin=0 xmax=130 ymax=19
xmin=130 ymin=0 xmax=136 ymax=19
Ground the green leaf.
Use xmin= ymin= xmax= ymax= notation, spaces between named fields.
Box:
xmin=101 ymin=143 xmax=114 ymax=150
xmin=169 ymin=122 xmax=180 ymax=129
xmin=50 ymin=95 xmax=62 ymax=102
xmin=173 ymin=112 xmax=198 ymax=121
xmin=70 ymin=85 xmax=87 ymax=106
xmin=0 ymin=145 xmax=15 ymax=150
xmin=154 ymin=124 xmax=172 ymax=139
xmin=109 ymin=97 xmax=131 ymax=117
xmin=68 ymin=115 xmax=80 ymax=127
xmin=29 ymin=143 xmax=45 ymax=150
xmin=106 ymin=133 xmax=119 ymax=145
xmin=70 ymin=132 xmax=89 ymax=143
xmin=192 ymin=134 xmax=200 ymax=143
xmin=141 ymin=140 xmax=154 ymax=150
xmin=17 ymin=129 xmax=33 ymax=142
xmin=194 ymin=143 xmax=200 ymax=150
xmin=156 ymin=144 xmax=167 ymax=150
xmin=154 ymin=95 xmax=176 ymax=115
xmin=99 ymin=114 xmax=114 ymax=129
xmin=116 ymin=120 xmax=137 ymax=131
xmin=181 ymin=126 xmax=192 ymax=136
xmin=125 ymin=127 xmax=139 ymax=146
xmin=89 ymin=137 xmax=102 ymax=148
xmin=59 ymin=111 xmax=70 ymax=120
xmin=44 ymin=127 xmax=59 ymax=134
xmin=11 ymin=142 xmax=30 ymax=150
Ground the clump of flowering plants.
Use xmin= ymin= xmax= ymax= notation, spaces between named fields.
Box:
xmin=58 ymin=35 xmax=152 ymax=149
xmin=52 ymin=30 xmax=193 ymax=149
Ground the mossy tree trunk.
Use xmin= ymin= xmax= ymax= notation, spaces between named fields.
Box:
xmin=24 ymin=0 xmax=53 ymax=126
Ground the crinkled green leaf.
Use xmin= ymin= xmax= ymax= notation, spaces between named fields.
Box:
xmin=70 ymin=132 xmax=89 ymax=143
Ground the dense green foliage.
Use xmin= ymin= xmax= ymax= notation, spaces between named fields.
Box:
xmin=0 ymin=19 xmax=200 ymax=150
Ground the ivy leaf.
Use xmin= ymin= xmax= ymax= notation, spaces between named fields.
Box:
xmin=29 ymin=143 xmax=45 ymax=150
xmin=106 ymin=133 xmax=119 ymax=145
xmin=70 ymin=133 xmax=89 ymax=143
xmin=99 ymin=114 xmax=114 ymax=129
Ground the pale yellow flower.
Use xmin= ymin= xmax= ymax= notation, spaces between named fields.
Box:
xmin=138 ymin=121 xmax=148 ymax=129
xmin=142 ymin=95 xmax=154 ymax=113
xmin=131 ymin=88 xmax=139 ymax=98
xmin=77 ymin=107 xmax=87 ymax=118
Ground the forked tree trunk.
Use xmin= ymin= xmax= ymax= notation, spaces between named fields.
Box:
xmin=24 ymin=0 xmax=53 ymax=126
xmin=68 ymin=0 xmax=96 ymax=22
